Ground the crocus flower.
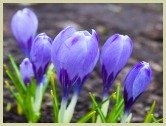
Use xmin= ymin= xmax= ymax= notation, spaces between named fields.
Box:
xmin=100 ymin=34 xmax=133 ymax=97
xmin=51 ymin=26 xmax=99 ymax=96
xmin=123 ymin=61 xmax=152 ymax=115
xmin=97 ymin=34 xmax=133 ymax=122
xmin=20 ymin=58 xmax=34 ymax=85
xmin=11 ymin=8 xmax=38 ymax=57
xmin=30 ymin=33 xmax=52 ymax=83
xmin=51 ymin=26 xmax=99 ymax=123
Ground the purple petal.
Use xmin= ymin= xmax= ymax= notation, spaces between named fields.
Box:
xmin=132 ymin=62 xmax=152 ymax=100
xmin=124 ymin=62 xmax=143 ymax=101
xmin=20 ymin=58 xmax=34 ymax=85
xmin=53 ymin=33 xmax=87 ymax=81
xmin=80 ymin=29 xmax=99 ymax=79
xmin=52 ymin=26 xmax=76 ymax=54
xmin=30 ymin=33 xmax=52 ymax=82
xmin=52 ymin=28 xmax=99 ymax=89
xmin=100 ymin=34 xmax=133 ymax=88
xmin=11 ymin=8 xmax=38 ymax=56
xmin=123 ymin=61 xmax=152 ymax=111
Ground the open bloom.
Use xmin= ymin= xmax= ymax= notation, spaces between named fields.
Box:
xmin=11 ymin=8 xmax=38 ymax=57
xmin=30 ymin=33 xmax=52 ymax=83
xmin=51 ymin=26 xmax=99 ymax=95
xmin=20 ymin=58 xmax=34 ymax=85
xmin=123 ymin=61 xmax=152 ymax=113
xmin=100 ymin=34 xmax=133 ymax=96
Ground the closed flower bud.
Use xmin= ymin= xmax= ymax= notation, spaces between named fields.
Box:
xmin=51 ymin=26 xmax=99 ymax=94
xmin=11 ymin=8 xmax=38 ymax=57
xmin=30 ymin=33 xmax=52 ymax=83
xmin=100 ymin=34 xmax=133 ymax=96
xmin=20 ymin=58 xmax=34 ymax=85
xmin=123 ymin=61 xmax=152 ymax=113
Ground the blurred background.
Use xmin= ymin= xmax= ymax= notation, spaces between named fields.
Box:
xmin=3 ymin=3 xmax=163 ymax=123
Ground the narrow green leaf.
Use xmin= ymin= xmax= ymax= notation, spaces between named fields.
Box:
xmin=89 ymin=92 xmax=106 ymax=123
xmin=50 ymin=72 xmax=59 ymax=122
xmin=4 ymin=64 xmax=22 ymax=93
xmin=17 ymin=102 xmax=23 ymax=115
xmin=112 ymin=100 xmax=124 ymax=122
xmin=6 ymin=103 xmax=12 ymax=112
xmin=43 ymin=63 xmax=54 ymax=93
xmin=153 ymin=118 xmax=163 ymax=123
xmin=8 ymin=55 xmax=26 ymax=92
xmin=5 ymin=80 xmax=25 ymax=116
xmin=144 ymin=101 xmax=156 ymax=123
xmin=98 ymin=92 xmax=116 ymax=108
xmin=116 ymin=83 xmax=121 ymax=105
xmin=77 ymin=110 xmax=96 ymax=123
xmin=107 ymin=98 xmax=124 ymax=122
xmin=91 ymin=100 xmax=96 ymax=123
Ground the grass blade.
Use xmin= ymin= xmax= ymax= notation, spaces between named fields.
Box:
xmin=8 ymin=55 xmax=26 ymax=91
xmin=77 ymin=110 xmax=96 ymax=123
xmin=50 ymin=72 xmax=59 ymax=122
xmin=144 ymin=101 xmax=156 ymax=123
xmin=89 ymin=92 xmax=106 ymax=123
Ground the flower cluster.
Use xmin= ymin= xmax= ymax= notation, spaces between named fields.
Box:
xmin=5 ymin=8 xmax=154 ymax=123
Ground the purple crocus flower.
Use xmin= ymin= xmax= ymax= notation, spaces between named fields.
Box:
xmin=30 ymin=33 xmax=52 ymax=83
xmin=51 ymin=26 xmax=99 ymax=97
xmin=20 ymin=58 xmax=34 ymax=85
xmin=123 ymin=61 xmax=152 ymax=114
xmin=100 ymin=34 xmax=133 ymax=96
xmin=11 ymin=8 xmax=38 ymax=57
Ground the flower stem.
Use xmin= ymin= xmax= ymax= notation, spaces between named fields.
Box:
xmin=58 ymin=97 xmax=68 ymax=123
xmin=63 ymin=91 xmax=79 ymax=123
xmin=121 ymin=110 xmax=129 ymax=123
xmin=34 ymin=84 xmax=43 ymax=113
xmin=96 ymin=94 xmax=110 ymax=122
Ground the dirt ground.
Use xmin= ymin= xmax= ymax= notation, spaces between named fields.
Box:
xmin=3 ymin=3 xmax=163 ymax=123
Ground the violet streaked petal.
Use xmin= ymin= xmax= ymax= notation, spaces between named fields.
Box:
xmin=51 ymin=27 xmax=99 ymax=90
xmin=30 ymin=33 xmax=52 ymax=83
xmin=100 ymin=34 xmax=133 ymax=94
xmin=123 ymin=61 xmax=152 ymax=112
xmin=11 ymin=8 xmax=38 ymax=56
xmin=52 ymin=26 xmax=76 ymax=54
xmin=124 ymin=62 xmax=143 ymax=101
xmin=80 ymin=29 xmax=99 ymax=79
xmin=132 ymin=62 xmax=152 ymax=100
xmin=54 ymin=33 xmax=87 ymax=81
xmin=20 ymin=58 xmax=34 ymax=85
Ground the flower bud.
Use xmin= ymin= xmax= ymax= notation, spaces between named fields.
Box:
xmin=30 ymin=33 xmax=52 ymax=83
xmin=20 ymin=58 xmax=34 ymax=85
xmin=51 ymin=26 xmax=99 ymax=93
xmin=123 ymin=61 xmax=152 ymax=112
xmin=100 ymin=34 xmax=133 ymax=95
xmin=11 ymin=8 xmax=38 ymax=57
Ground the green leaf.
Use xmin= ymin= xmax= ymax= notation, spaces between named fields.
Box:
xmin=98 ymin=92 xmax=116 ymax=108
xmin=115 ymin=83 xmax=121 ymax=105
xmin=91 ymin=100 xmax=96 ymax=123
xmin=4 ymin=64 xmax=24 ymax=94
xmin=89 ymin=92 xmax=106 ymax=123
xmin=8 ymin=55 xmax=26 ymax=92
xmin=6 ymin=103 xmax=12 ymax=112
xmin=153 ymin=118 xmax=163 ymax=123
xmin=106 ymin=84 xmax=124 ymax=123
xmin=43 ymin=63 xmax=54 ymax=93
xmin=50 ymin=71 xmax=59 ymax=123
xmin=17 ymin=102 xmax=23 ymax=115
xmin=111 ymin=100 xmax=124 ymax=122
xmin=144 ymin=101 xmax=156 ymax=123
xmin=77 ymin=110 xmax=96 ymax=123
xmin=4 ymin=80 xmax=26 ymax=116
